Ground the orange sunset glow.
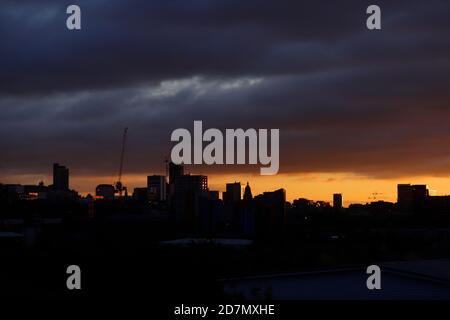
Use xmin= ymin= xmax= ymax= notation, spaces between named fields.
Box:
xmin=3 ymin=171 xmax=450 ymax=206
xmin=79 ymin=173 xmax=450 ymax=206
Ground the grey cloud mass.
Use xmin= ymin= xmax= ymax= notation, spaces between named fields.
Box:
xmin=1 ymin=0 xmax=450 ymax=182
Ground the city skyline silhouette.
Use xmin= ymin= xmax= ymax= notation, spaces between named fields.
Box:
xmin=1 ymin=0 xmax=450 ymax=305
xmin=2 ymin=159 xmax=450 ymax=205
xmin=2 ymin=1 xmax=450 ymax=206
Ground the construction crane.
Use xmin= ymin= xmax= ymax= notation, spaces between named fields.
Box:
xmin=368 ymin=192 xmax=383 ymax=201
xmin=164 ymin=156 xmax=169 ymax=182
xmin=115 ymin=127 xmax=128 ymax=197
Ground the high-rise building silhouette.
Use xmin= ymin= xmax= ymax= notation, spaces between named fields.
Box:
xmin=169 ymin=162 xmax=184 ymax=185
xmin=223 ymin=182 xmax=241 ymax=204
xmin=53 ymin=163 xmax=69 ymax=191
xmin=174 ymin=174 xmax=208 ymax=229
xmin=208 ymin=190 xmax=220 ymax=200
xmin=333 ymin=193 xmax=343 ymax=209
xmin=168 ymin=162 xmax=184 ymax=205
xmin=397 ymin=184 xmax=429 ymax=210
xmin=147 ymin=175 xmax=167 ymax=202
xmin=174 ymin=175 xmax=208 ymax=194
xmin=95 ymin=184 xmax=115 ymax=199
xmin=254 ymin=189 xmax=286 ymax=233
xmin=132 ymin=187 xmax=148 ymax=203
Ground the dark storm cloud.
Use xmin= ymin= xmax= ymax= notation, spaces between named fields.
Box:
xmin=2 ymin=0 xmax=436 ymax=94
xmin=1 ymin=0 xmax=450 ymax=182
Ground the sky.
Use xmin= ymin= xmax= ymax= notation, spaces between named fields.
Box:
xmin=1 ymin=0 xmax=450 ymax=204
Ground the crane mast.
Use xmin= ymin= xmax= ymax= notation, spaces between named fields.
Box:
xmin=115 ymin=127 xmax=128 ymax=197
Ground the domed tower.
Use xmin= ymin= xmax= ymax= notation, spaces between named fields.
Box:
xmin=243 ymin=182 xmax=253 ymax=201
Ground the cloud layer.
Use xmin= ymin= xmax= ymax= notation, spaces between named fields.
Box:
xmin=1 ymin=0 xmax=450 ymax=182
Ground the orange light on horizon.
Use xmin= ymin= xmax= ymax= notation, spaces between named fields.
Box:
xmin=3 ymin=171 xmax=450 ymax=206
